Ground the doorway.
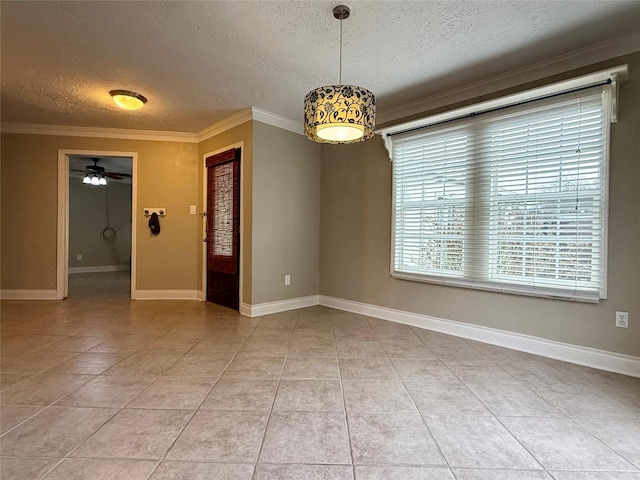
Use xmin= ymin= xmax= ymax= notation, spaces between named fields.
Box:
xmin=205 ymin=147 xmax=241 ymax=310
xmin=57 ymin=150 xmax=138 ymax=299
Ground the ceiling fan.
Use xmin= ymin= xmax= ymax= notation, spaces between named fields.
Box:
xmin=71 ymin=158 xmax=131 ymax=185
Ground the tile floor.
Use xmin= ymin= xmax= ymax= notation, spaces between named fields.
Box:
xmin=1 ymin=275 xmax=639 ymax=479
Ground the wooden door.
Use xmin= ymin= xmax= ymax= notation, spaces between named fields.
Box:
xmin=206 ymin=148 xmax=240 ymax=310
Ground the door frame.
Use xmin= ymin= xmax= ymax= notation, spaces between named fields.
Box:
xmin=201 ymin=142 xmax=244 ymax=308
xmin=57 ymin=149 xmax=138 ymax=299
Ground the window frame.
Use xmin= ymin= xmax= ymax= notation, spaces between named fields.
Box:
xmin=384 ymin=69 xmax=624 ymax=303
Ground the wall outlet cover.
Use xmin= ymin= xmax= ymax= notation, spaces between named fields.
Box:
xmin=615 ymin=311 xmax=629 ymax=328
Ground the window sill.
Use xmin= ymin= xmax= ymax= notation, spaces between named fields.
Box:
xmin=391 ymin=271 xmax=601 ymax=303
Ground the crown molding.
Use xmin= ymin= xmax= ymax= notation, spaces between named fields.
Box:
xmin=378 ymin=31 xmax=640 ymax=125
xmin=251 ymin=107 xmax=304 ymax=135
xmin=1 ymin=106 xmax=302 ymax=143
xmin=4 ymin=31 xmax=636 ymax=142
xmin=379 ymin=64 xmax=628 ymax=157
xmin=0 ymin=122 xmax=200 ymax=143
xmin=195 ymin=107 xmax=254 ymax=142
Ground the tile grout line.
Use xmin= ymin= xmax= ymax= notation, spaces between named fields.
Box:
xmin=458 ymin=336 xmax=573 ymax=418
xmin=454 ymin=337 xmax=583 ymax=475
xmin=249 ymin=312 xmax=294 ymax=479
xmin=436 ymin=340 xmax=550 ymax=473
xmin=142 ymin=317 xmax=261 ymax=480
xmin=552 ymin=413 xmax=640 ymax=471
xmin=1 ymin=363 xmax=104 ymax=441
xmin=33 ymin=357 xmax=167 ymax=480
xmin=14 ymin=314 xmax=252 ymax=480
xmin=3 ymin=303 xmax=639 ymax=479
xmin=372 ymin=318 xmax=455 ymax=475
xmin=334 ymin=316 xmax=357 ymax=480
xmin=0 ymin=330 xmax=145 ymax=415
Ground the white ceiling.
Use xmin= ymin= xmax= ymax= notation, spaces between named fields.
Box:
xmin=2 ymin=1 xmax=640 ymax=133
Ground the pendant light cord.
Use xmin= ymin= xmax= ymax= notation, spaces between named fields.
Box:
xmin=339 ymin=14 xmax=343 ymax=84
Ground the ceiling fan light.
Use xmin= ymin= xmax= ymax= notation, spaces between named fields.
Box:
xmin=82 ymin=174 xmax=92 ymax=184
xmin=98 ymin=176 xmax=107 ymax=186
xmin=109 ymin=90 xmax=147 ymax=110
xmin=91 ymin=175 xmax=100 ymax=186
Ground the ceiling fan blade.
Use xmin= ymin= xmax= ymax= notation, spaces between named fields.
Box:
xmin=107 ymin=171 xmax=131 ymax=177
xmin=104 ymin=172 xmax=125 ymax=179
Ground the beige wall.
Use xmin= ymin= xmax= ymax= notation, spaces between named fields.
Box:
xmin=1 ymin=134 xmax=200 ymax=291
xmin=197 ymin=120 xmax=321 ymax=305
xmin=251 ymin=121 xmax=321 ymax=304
xmin=2 ymin=50 xmax=637 ymax=359
xmin=1 ymin=119 xmax=319 ymax=307
xmin=198 ymin=121 xmax=253 ymax=303
xmin=69 ymin=180 xmax=132 ymax=269
xmin=320 ymin=52 xmax=640 ymax=356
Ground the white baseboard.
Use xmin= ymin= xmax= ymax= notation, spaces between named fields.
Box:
xmin=69 ymin=265 xmax=130 ymax=274
xmin=239 ymin=303 xmax=252 ymax=317
xmin=133 ymin=290 xmax=200 ymax=300
xmin=320 ymin=295 xmax=640 ymax=379
xmin=1 ymin=289 xmax=59 ymax=300
xmin=242 ymin=295 xmax=320 ymax=317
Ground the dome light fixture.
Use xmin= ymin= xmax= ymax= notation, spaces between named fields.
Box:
xmin=109 ymin=90 xmax=147 ymax=110
xmin=304 ymin=5 xmax=375 ymax=144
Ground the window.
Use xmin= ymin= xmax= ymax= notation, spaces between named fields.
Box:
xmin=391 ymin=86 xmax=611 ymax=302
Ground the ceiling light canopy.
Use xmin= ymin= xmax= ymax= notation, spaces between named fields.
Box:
xmin=304 ymin=5 xmax=375 ymax=144
xmin=109 ymin=90 xmax=147 ymax=110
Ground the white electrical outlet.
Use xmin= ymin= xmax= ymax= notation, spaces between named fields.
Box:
xmin=615 ymin=311 xmax=629 ymax=328
xmin=284 ymin=275 xmax=291 ymax=286
xmin=190 ymin=205 xmax=197 ymax=215
xmin=76 ymin=254 xmax=82 ymax=261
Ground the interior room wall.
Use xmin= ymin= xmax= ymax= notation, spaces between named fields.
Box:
xmin=0 ymin=133 xmax=200 ymax=292
xmin=320 ymin=51 xmax=640 ymax=357
xmin=68 ymin=179 xmax=132 ymax=270
xmin=251 ymin=121 xmax=321 ymax=305
xmin=198 ymin=120 xmax=254 ymax=303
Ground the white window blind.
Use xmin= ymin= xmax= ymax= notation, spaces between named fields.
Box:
xmin=392 ymin=87 xmax=610 ymax=302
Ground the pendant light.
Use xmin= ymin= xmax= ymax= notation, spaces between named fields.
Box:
xmin=304 ymin=5 xmax=375 ymax=144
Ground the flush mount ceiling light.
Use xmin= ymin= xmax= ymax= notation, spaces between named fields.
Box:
xmin=109 ymin=90 xmax=147 ymax=110
xmin=304 ymin=5 xmax=375 ymax=144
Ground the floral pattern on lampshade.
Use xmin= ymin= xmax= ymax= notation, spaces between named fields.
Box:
xmin=304 ymin=84 xmax=376 ymax=143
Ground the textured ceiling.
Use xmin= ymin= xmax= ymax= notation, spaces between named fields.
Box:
xmin=2 ymin=1 xmax=640 ymax=133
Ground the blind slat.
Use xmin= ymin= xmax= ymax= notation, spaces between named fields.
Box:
xmin=392 ymin=87 xmax=609 ymax=301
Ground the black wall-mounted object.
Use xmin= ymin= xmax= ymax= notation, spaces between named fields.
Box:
xmin=148 ymin=212 xmax=161 ymax=235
